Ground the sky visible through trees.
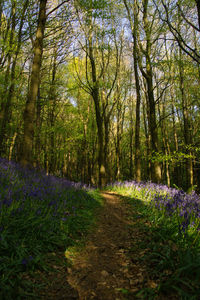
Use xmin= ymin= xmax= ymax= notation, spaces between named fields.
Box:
xmin=1 ymin=2 xmax=200 ymax=298
xmin=0 ymin=0 xmax=200 ymax=190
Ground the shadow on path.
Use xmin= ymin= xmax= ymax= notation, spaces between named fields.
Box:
xmin=66 ymin=192 xmax=149 ymax=300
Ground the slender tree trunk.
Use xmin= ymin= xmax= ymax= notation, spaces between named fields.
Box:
xmin=9 ymin=132 xmax=17 ymax=161
xmin=129 ymin=98 xmax=134 ymax=178
xmin=0 ymin=0 xmax=16 ymax=155
xmin=143 ymin=89 xmax=151 ymax=181
xmin=123 ymin=0 xmax=141 ymax=181
xmin=0 ymin=56 xmax=11 ymax=154
xmin=44 ymin=127 xmax=49 ymax=174
xmin=193 ymin=28 xmax=200 ymax=83
xmin=142 ymin=0 xmax=161 ymax=183
xmin=0 ymin=1 xmax=2 ymax=31
xmin=20 ymin=0 xmax=47 ymax=167
xmin=94 ymin=93 xmax=105 ymax=187
xmin=170 ymin=88 xmax=180 ymax=186
xmin=0 ymin=0 xmax=28 ymax=156
xmin=195 ymin=0 xmax=200 ymax=30
xmin=88 ymin=34 xmax=106 ymax=187
xmin=48 ymin=49 xmax=57 ymax=174
xmin=35 ymin=88 xmax=42 ymax=167
xmin=179 ymin=49 xmax=193 ymax=189
xmin=133 ymin=2 xmax=141 ymax=182
xmin=159 ymin=101 xmax=171 ymax=187
xmin=146 ymin=66 xmax=161 ymax=182
xmin=104 ymin=117 xmax=110 ymax=183
xmin=116 ymin=104 xmax=121 ymax=181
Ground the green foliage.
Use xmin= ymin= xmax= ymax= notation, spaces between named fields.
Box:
xmin=77 ymin=0 xmax=108 ymax=11
xmin=108 ymin=184 xmax=200 ymax=299
xmin=0 ymin=161 xmax=102 ymax=299
xmin=150 ymin=151 xmax=195 ymax=163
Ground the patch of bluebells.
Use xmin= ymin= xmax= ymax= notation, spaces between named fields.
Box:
xmin=152 ymin=189 xmax=200 ymax=234
xmin=21 ymin=255 xmax=34 ymax=266
xmin=0 ymin=157 xmax=91 ymax=218
xmin=0 ymin=157 xmax=103 ymax=299
xmin=109 ymin=180 xmax=200 ymax=235
xmin=0 ymin=157 xmax=95 ymax=287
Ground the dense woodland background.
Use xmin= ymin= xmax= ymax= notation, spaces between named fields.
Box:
xmin=0 ymin=0 xmax=200 ymax=190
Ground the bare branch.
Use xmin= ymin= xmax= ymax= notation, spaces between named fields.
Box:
xmin=47 ymin=0 xmax=70 ymax=17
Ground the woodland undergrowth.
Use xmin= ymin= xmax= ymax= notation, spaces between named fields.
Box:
xmin=1 ymin=157 xmax=200 ymax=299
xmin=107 ymin=181 xmax=200 ymax=299
xmin=0 ymin=158 xmax=102 ymax=299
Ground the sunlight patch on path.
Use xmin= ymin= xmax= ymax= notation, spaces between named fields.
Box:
xmin=66 ymin=192 xmax=147 ymax=300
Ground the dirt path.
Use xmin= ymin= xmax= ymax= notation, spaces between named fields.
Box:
xmin=64 ymin=192 xmax=148 ymax=300
xmin=37 ymin=192 xmax=155 ymax=300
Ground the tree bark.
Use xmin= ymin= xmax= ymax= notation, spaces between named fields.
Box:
xmin=48 ymin=48 xmax=57 ymax=174
xmin=123 ymin=0 xmax=141 ymax=182
xmin=143 ymin=83 xmax=151 ymax=181
xmin=158 ymin=100 xmax=171 ymax=187
xmin=195 ymin=0 xmax=200 ymax=30
xmin=133 ymin=6 xmax=141 ymax=182
xmin=129 ymin=97 xmax=134 ymax=178
xmin=0 ymin=0 xmax=16 ymax=155
xmin=0 ymin=0 xmax=3 ymax=35
xmin=179 ymin=49 xmax=193 ymax=189
xmin=116 ymin=101 xmax=122 ymax=181
xmin=0 ymin=0 xmax=28 ymax=156
xmin=88 ymin=30 xmax=106 ymax=187
xmin=20 ymin=0 xmax=47 ymax=167
xmin=141 ymin=0 xmax=161 ymax=183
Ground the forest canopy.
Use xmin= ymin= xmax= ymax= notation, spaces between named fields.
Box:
xmin=0 ymin=0 xmax=200 ymax=190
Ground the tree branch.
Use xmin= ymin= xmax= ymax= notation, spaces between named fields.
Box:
xmin=47 ymin=0 xmax=70 ymax=17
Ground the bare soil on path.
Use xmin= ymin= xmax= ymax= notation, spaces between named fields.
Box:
xmin=39 ymin=192 xmax=156 ymax=300
xmin=65 ymin=192 xmax=148 ymax=300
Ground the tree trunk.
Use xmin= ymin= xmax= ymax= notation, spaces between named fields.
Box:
xmin=20 ymin=0 xmax=47 ymax=167
xmin=143 ymin=86 xmax=151 ymax=181
xmin=134 ymin=62 xmax=141 ymax=182
xmin=88 ymin=34 xmax=106 ymax=187
xmin=0 ymin=0 xmax=28 ymax=156
xmin=0 ymin=55 xmax=11 ymax=154
xmin=133 ymin=1 xmax=141 ymax=182
xmin=104 ymin=117 xmax=110 ymax=183
xmin=9 ymin=132 xmax=17 ymax=161
xmin=0 ymin=0 xmax=16 ymax=155
xmin=94 ymin=91 xmax=105 ymax=187
xmin=48 ymin=48 xmax=57 ymax=174
xmin=0 ymin=1 xmax=2 ymax=31
xmin=123 ymin=0 xmax=141 ymax=181
xmin=159 ymin=101 xmax=171 ymax=187
xmin=142 ymin=0 xmax=161 ymax=183
xmin=116 ymin=104 xmax=121 ymax=181
xmin=129 ymin=98 xmax=134 ymax=178
xmin=35 ymin=87 xmax=42 ymax=168
xmin=179 ymin=48 xmax=193 ymax=189
xmin=195 ymin=0 xmax=200 ymax=30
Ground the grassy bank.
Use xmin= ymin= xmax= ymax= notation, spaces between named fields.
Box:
xmin=0 ymin=158 xmax=102 ymax=299
xmin=107 ymin=181 xmax=200 ymax=299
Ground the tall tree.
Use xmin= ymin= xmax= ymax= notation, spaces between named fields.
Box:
xmin=0 ymin=0 xmax=29 ymax=155
xmin=20 ymin=0 xmax=47 ymax=167
xmin=74 ymin=0 xmax=121 ymax=186
xmin=138 ymin=0 xmax=162 ymax=183
xmin=123 ymin=0 xmax=142 ymax=182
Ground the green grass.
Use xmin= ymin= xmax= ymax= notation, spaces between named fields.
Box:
xmin=1 ymin=189 xmax=103 ymax=299
xmin=0 ymin=158 xmax=103 ymax=299
xmin=108 ymin=185 xmax=200 ymax=300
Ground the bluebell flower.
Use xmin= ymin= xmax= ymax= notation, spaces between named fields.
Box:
xmin=21 ymin=258 xmax=27 ymax=265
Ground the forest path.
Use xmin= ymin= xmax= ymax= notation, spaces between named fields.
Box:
xmin=64 ymin=192 xmax=148 ymax=300
xmin=38 ymin=192 xmax=161 ymax=300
